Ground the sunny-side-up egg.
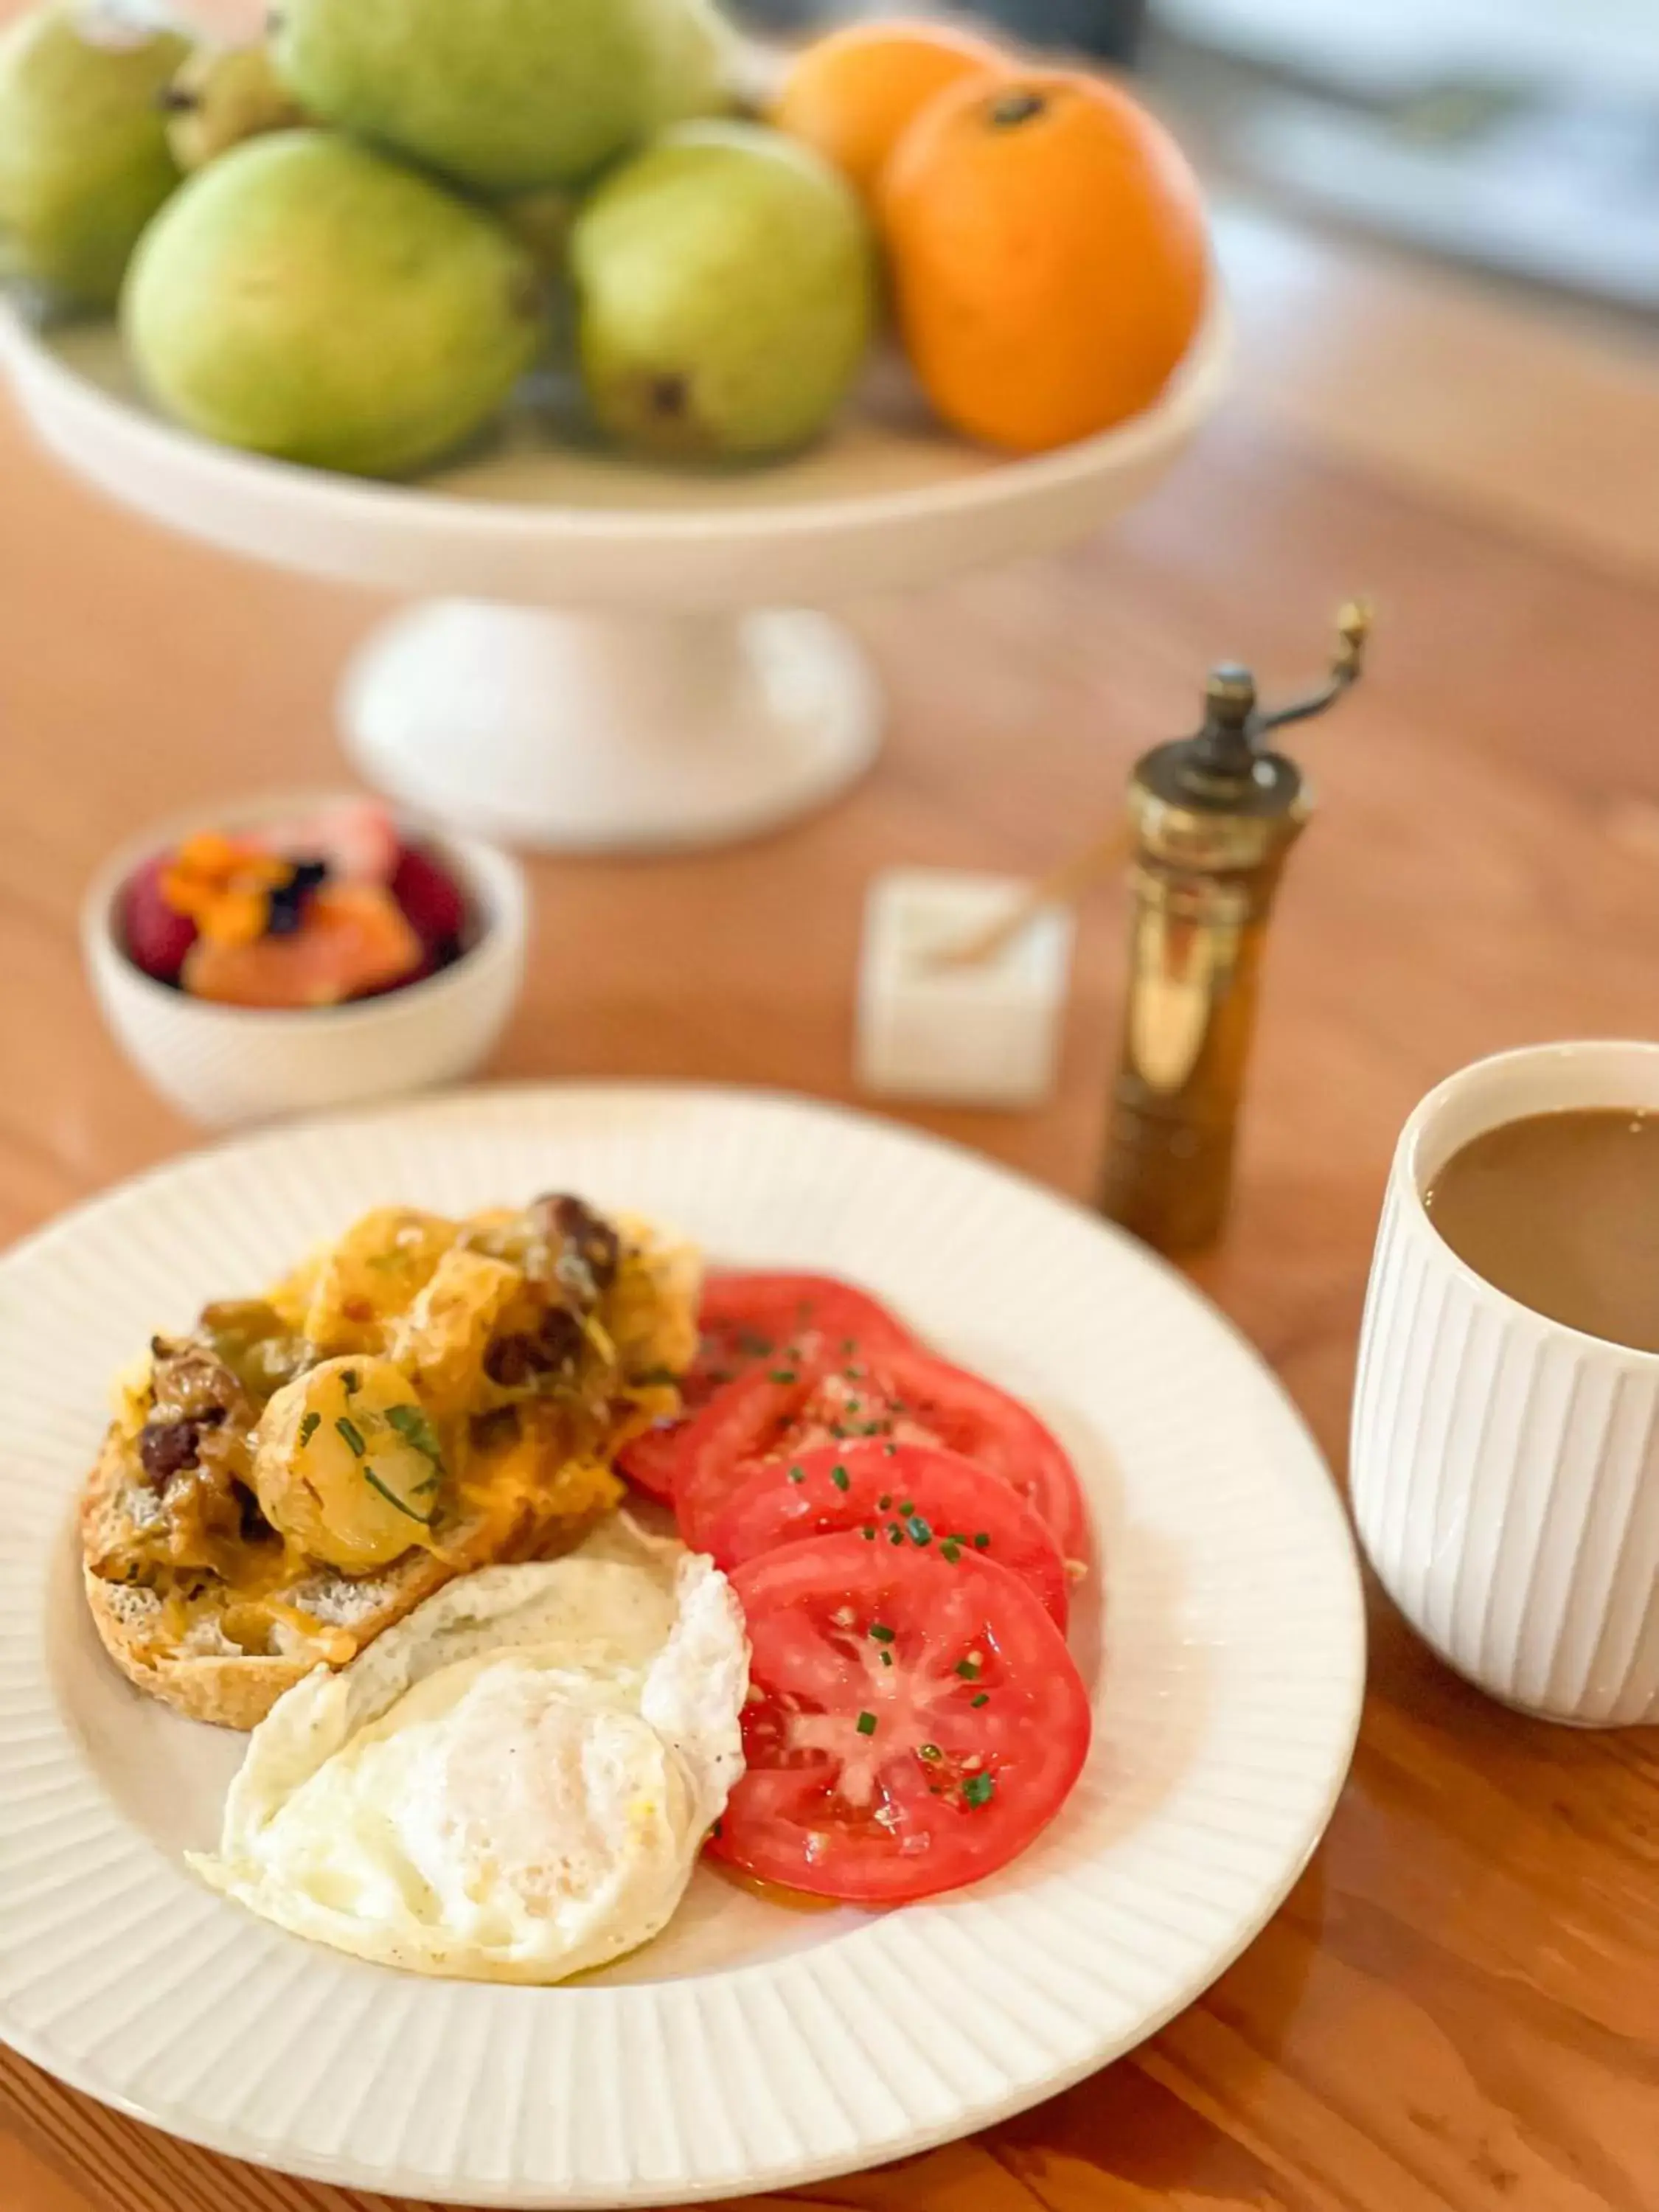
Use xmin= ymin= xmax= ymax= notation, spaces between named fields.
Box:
xmin=189 ymin=1519 xmax=749 ymax=1983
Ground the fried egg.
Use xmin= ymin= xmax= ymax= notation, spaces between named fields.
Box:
xmin=189 ymin=1517 xmax=748 ymax=1982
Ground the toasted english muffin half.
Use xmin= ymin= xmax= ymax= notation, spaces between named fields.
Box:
xmin=80 ymin=1199 xmax=700 ymax=1729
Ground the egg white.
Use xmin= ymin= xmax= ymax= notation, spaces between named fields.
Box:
xmin=189 ymin=1518 xmax=749 ymax=1983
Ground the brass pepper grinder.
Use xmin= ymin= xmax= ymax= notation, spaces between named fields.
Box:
xmin=1099 ymin=603 xmax=1371 ymax=1255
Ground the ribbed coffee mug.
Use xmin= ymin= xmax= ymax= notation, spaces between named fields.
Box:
xmin=1351 ymin=1041 xmax=1659 ymax=1726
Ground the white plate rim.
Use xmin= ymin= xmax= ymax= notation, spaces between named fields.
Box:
xmin=0 ymin=1082 xmax=1365 ymax=2205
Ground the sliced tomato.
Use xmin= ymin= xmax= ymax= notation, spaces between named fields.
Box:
xmin=712 ymin=1534 xmax=1091 ymax=1903
xmin=672 ymin=1345 xmax=840 ymax=1545
xmin=702 ymin=1273 xmax=913 ymax=1368
xmin=620 ymin=1271 xmax=912 ymax=1501
xmin=617 ymin=1421 xmax=687 ymax=1501
xmin=705 ymin=1441 xmax=1069 ymax=1628
xmin=683 ymin=1340 xmax=1088 ymax=1567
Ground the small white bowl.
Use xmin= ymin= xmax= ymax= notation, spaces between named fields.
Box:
xmin=83 ymin=792 xmax=527 ymax=1129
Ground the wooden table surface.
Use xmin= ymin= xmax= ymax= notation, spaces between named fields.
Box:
xmin=3 ymin=198 xmax=1658 ymax=2212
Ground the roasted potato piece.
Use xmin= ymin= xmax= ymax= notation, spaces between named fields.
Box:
xmin=389 ymin=1247 xmax=521 ymax=1419
xmin=255 ymin=1355 xmax=445 ymax=1571
xmin=302 ymin=1208 xmax=460 ymax=1352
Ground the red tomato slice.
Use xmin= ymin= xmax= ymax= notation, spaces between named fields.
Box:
xmin=672 ymin=1345 xmax=841 ymax=1545
xmin=620 ymin=1272 xmax=912 ymax=1501
xmin=702 ymin=1273 xmax=913 ymax=1367
xmin=617 ymin=1422 xmax=689 ymax=1502
xmin=689 ymin=1340 xmax=1089 ymax=1568
xmin=704 ymin=1441 xmax=1070 ymax=1628
xmin=712 ymin=1534 xmax=1091 ymax=1903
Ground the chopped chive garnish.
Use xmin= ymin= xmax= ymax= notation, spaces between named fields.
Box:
xmin=962 ymin=1772 xmax=995 ymax=1808
xmin=334 ymin=1415 xmax=366 ymax=1456
xmin=906 ymin=1514 xmax=932 ymax=1545
xmin=787 ymin=1464 xmax=807 ymax=1484
xmin=830 ymin=1464 xmax=851 ymax=1492
xmin=884 ymin=1441 xmax=899 ymax=1457
xmin=888 ymin=1526 xmax=905 ymax=1545
xmin=768 ymin=1368 xmax=797 ymax=1384
xmin=918 ymin=1742 xmax=942 ymax=1761
xmin=855 ymin=1710 xmax=877 ymax=1736
xmin=955 ymin=1655 xmax=981 ymax=1680
xmin=861 ymin=1526 xmax=877 ymax=1540
xmin=868 ymin=1623 xmax=894 ymax=1642
xmin=298 ymin=1412 xmax=320 ymax=1448
xmin=877 ymin=1494 xmax=892 ymax=1510
xmin=971 ymin=1691 xmax=990 ymax=1708
xmin=940 ymin=1540 xmax=961 ymax=1563
xmin=363 ymin=1467 xmax=434 ymax=1524
xmin=897 ymin=1501 xmax=914 ymax=1515
xmin=386 ymin=1402 xmax=444 ymax=1467
xmin=973 ymin=1532 xmax=991 ymax=1549
xmin=880 ymin=1649 xmax=893 ymax=1666
xmin=339 ymin=1368 xmax=360 ymax=1395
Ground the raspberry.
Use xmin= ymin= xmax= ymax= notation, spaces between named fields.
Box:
xmin=122 ymin=857 xmax=197 ymax=984
xmin=390 ymin=843 xmax=467 ymax=953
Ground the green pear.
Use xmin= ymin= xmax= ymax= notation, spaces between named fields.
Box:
xmin=122 ymin=132 xmax=543 ymax=479
xmin=646 ymin=0 xmax=738 ymax=128
xmin=271 ymin=0 xmax=732 ymax=196
xmin=0 ymin=1 xmax=187 ymax=307
xmin=571 ymin=122 xmax=875 ymax=464
xmin=161 ymin=43 xmax=308 ymax=174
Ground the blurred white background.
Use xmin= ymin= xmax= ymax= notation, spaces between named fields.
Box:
xmin=1156 ymin=0 xmax=1659 ymax=305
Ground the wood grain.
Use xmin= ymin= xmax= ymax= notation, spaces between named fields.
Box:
xmin=2 ymin=158 xmax=1658 ymax=2212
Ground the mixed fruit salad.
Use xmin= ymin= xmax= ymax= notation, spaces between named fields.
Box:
xmin=0 ymin=0 xmax=1208 ymax=478
xmin=120 ymin=799 xmax=471 ymax=1009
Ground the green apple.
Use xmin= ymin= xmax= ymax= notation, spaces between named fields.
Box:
xmin=0 ymin=1 xmax=188 ymax=307
xmin=123 ymin=132 xmax=543 ymax=479
xmin=271 ymin=0 xmax=734 ymax=195
xmin=571 ymin=122 xmax=875 ymax=463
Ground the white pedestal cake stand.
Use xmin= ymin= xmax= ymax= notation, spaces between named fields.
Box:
xmin=0 ymin=305 xmax=1230 ymax=851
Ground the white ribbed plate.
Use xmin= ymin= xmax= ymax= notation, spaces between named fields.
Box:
xmin=0 ymin=1085 xmax=1364 ymax=2206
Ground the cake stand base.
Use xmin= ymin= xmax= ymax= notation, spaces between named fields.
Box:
xmin=341 ymin=602 xmax=883 ymax=852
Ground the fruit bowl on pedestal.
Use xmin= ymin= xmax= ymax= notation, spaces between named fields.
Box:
xmin=0 ymin=296 xmax=1230 ymax=852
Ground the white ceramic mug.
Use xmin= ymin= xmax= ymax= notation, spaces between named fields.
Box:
xmin=1351 ymin=1041 xmax=1659 ymax=1727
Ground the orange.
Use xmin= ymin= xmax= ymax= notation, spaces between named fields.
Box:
xmin=771 ymin=19 xmax=1006 ymax=200
xmin=881 ymin=71 xmax=1210 ymax=453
